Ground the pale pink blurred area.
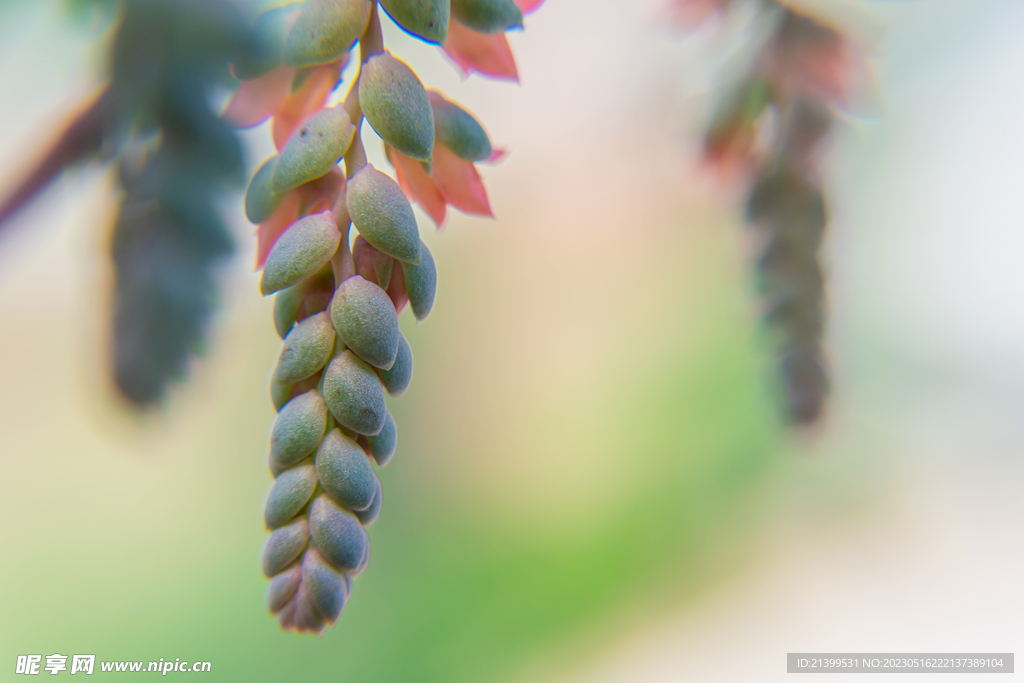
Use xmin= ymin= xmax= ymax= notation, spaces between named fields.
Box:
xmin=1 ymin=0 xmax=1023 ymax=680
xmin=396 ymin=0 xmax=1024 ymax=678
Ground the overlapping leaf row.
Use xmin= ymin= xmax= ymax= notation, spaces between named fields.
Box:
xmin=232 ymin=0 xmax=524 ymax=634
xmin=701 ymin=1 xmax=855 ymax=424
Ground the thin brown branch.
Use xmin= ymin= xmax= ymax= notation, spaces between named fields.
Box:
xmin=0 ymin=87 xmax=115 ymax=232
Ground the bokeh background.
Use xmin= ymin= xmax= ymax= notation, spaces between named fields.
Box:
xmin=1 ymin=0 xmax=1022 ymax=680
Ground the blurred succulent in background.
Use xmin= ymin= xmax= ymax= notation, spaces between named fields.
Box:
xmin=225 ymin=0 xmax=542 ymax=633
xmin=0 ymin=0 xmax=249 ymax=406
xmin=677 ymin=0 xmax=864 ymax=424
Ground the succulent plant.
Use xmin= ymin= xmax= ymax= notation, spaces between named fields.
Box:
xmin=682 ymin=0 xmax=862 ymax=425
xmin=224 ymin=0 xmax=544 ymax=633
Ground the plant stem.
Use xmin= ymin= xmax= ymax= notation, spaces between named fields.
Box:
xmin=0 ymin=87 xmax=114 ymax=233
xmin=330 ymin=209 xmax=354 ymax=283
xmin=332 ymin=2 xmax=385 ymax=284
xmin=360 ymin=3 xmax=385 ymax=62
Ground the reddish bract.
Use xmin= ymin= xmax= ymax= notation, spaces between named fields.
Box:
xmin=431 ymin=144 xmax=492 ymax=217
xmin=223 ymin=66 xmax=296 ymax=128
xmin=513 ymin=0 xmax=545 ymax=13
xmin=390 ymin=147 xmax=447 ymax=226
xmin=443 ymin=20 xmax=518 ymax=81
xmin=256 ymin=191 xmax=300 ymax=269
xmin=272 ymin=60 xmax=346 ymax=150
xmin=385 ymin=262 xmax=409 ymax=315
xmin=387 ymin=142 xmax=495 ymax=229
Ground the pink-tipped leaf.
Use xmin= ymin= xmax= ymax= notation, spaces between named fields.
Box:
xmin=431 ymin=143 xmax=493 ymax=216
xmin=442 ymin=19 xmax=518 ymax=81
xmin=223 ymin=66 xmax=296 ymax=128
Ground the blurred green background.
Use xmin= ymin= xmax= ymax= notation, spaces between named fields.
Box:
xmin=1 ymin=0 xmax=1022 ymax=681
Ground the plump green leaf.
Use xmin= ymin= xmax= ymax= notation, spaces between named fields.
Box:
xmin=270 ymin=391 xmax=328 ymax=472
xmin=330 ymin=275 xmax=400 ymax=370
xmin=274 ymin=263 xmax=336 ymax=338
xmin=366 ymin=410 xmax=398 ymax=467
xmin=316 ymin=428 xmax=377 ymax=511
xmin=267 ymin=563 xmax=302 ymax=612
xmin=401 ymin=238 xmax=437 ymax=320
xmin=379 ymin=0 xmax=449 ymax=45
xmin=429 ymin=92 xmax=492 ymax=161
xmin=260 ymin=211 xmax=341 ymax=295
xmin=354 ymin=477 xmax=382 ymax=526
xmin=245 ymin=156 xmax=285 ymax=224
xmin=274 ymin=311 xmax=335 ymax=384
xmin=322 ymin=350 xmax=386 ymax=435
xmin=450 ymin=0 xmax=522 ymax=33
xmin=351 ymin=534 xmax=370 ymax=577
xmin=234 ymin=4 xmax=301 ymax=79
xmin=263 ymin=517 xmax=309 ymax=577
xmin=273 ymin=105 xmax=355 ymax=191
xmin=359 ymin=51 xmax=435 ymax=161
xmin=309 ymin=495 xmax=369 ymax=571
xmin=271 ymin=378 xmax=293 ymax=412
xmin=347 ymin=165 xmax=421 ymax=264
xmin=290 ymin=585 xmax=328 ymax=633
xmin=301 ymin=546 xmax=351 ymax=622
xmin=377 ymin=334 xmax=412 ymax=397
xmin=264 ymin=462 xmax=318 ymax=529
xmin=273 ymin=282 xmax=305 ymax=339
xmin=284 ymin=0 xmax=372 ymax=67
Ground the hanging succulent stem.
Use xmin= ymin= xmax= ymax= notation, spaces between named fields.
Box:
xmin=331 ymin=6 xmax=377 ymax=285
xmin=0 ymin=0 xmax=250 ymax=406
xmin=0 ymin=1 xmax=539 ymax=633
xmin=683 ymin=0 xmax=860 ymax=425
xmin=230 ymin=0 xmax=544 ymax=634
xmin=0 ymin=0 xmax=252 ymax=407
